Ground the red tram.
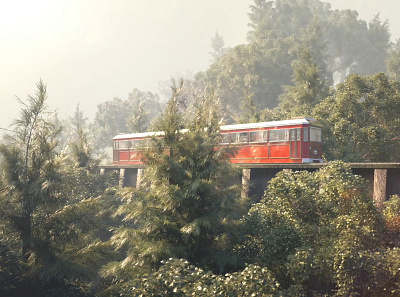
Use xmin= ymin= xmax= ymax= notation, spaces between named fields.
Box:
xmin=112 ymin=117 xmax=323 ymax=165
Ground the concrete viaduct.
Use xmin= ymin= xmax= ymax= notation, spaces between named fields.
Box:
xmin=100 ymin=163 xmax=400 ymax=210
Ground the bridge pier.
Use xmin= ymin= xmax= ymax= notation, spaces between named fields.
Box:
xmin=136 ymin=168 xmax=144 ymax=189
xmin=373 ymin=169 xmax=387 ymax=211
xmin=241 ymin=169 xmax=251 ymax=198
xmin=118 ymin=168 xmax=125 ymax=188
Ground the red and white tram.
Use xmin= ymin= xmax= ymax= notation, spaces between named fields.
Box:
xmin=112 ymin=117 xmax=323 ymax=165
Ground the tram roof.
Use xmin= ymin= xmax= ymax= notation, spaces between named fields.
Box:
xmin=113 ymin=130 xmax=165 ymax=140
xmin=220 ymin=118 xmax=315 ymax=131
xmin=113 ymin=118 xmax=316 ymax=140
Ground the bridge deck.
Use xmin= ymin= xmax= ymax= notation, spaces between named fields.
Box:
xmin=236 ymin=163 xmax=400 ymax=169
xmin=101 ymin=163 xmax=400 ymax=170
xmin=99 ymin=163 xmax=400 ymax=209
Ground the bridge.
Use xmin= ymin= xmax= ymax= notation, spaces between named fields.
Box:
xmin=99 ymin=163 xmax=400 ymax=210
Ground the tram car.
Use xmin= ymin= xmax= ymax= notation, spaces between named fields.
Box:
xmin=112 ymin=117 xmax=323 ymax=165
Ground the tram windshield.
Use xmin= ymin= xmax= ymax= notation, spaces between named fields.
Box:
xmin=310 ymin=127 xmax=322 ymax=142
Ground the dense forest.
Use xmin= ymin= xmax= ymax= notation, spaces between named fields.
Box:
xmin=2 ymin=0 xmax=400 ymax=296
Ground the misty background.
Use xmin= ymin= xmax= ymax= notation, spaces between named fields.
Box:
xmin=1 ymin=0 xmax=399 ymax=130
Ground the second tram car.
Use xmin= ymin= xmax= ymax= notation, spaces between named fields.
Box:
xmin=112 ymin=117 xmax=323 ymax=165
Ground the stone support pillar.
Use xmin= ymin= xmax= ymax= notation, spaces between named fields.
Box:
xmin=119 ymin=168 xmax=125 ymax=188
xmin=241 ymin=168 xmax=251 ymax=198
xmin=136 ymin=168 xmax=144 ymax=189
xmin=373 ymin=169 xmax=387 ymax=211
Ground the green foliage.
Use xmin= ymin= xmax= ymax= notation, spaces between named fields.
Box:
xmin=92 ymin=89 xmax=161 ymax=151
xmin=355 ymin=14 xmax=391 ymax=76
xmin=383 ymin=195 xmax=400 ymax=233
xmin=195 ymin=38 xmax=297 ymax=117
xmin=210 ymin=31 xmax=228 ymax=62
xmin=246 ymin=0 xmax=390 ymax=85
xmin=235 ymin=91 xmax=261 ymax=124
xmin=0 ymin=80 xmax=61 ymax=256
xmin=69 ymin=126 xmax=91 ymax=168
xmin=91 ymin=98 xmax=131 ymax=151
xmin=314 ymin=73 xmax=400 ymax=162
xmin=236 ymin=162 xmax=392 ymax=296
xmin=247 ymin=0 xmax=319 ymax=42
xmin=127 ymin=89 xmax=161 ymax=133
xmin=387 ymin=39 xmax=400 ymax=80
xmin=325 ymin=9 xmax=368 ymax=83
xmin=206 ymin=0 xmax=391 ymax=123
xmin=26 ymin=148 xmax=119 ymax=285
xmin=325 ymin=9 xmax=390 ymax=83
xmin=0 ymin=82 xmax=120 ymax=295
xmin=298 ymin=16 xmax=331 ymax=84
xmin=100 ymin=258 xmax=280 ymax=297
xmin=56 ymin=104 xmax=89 ymax=154
xmin=0 ymin=238 xmax=25 ymax=297
xmin=279 ymin=47 xmax=330 ymax=117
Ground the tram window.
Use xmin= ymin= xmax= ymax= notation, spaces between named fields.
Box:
xmin=290 ymin=129 xmax=301 ymax=141
xmin=220 ymin=133 xmax=231 ymax=144
xmin=290 ymin=129 xmax=296 ymax=141
xmin=133 ymin=139 xmax=139 ymax=147
xmin=269 ymin=129 xmax=289 ymax=142
xmin=146 ymin=138 xmax=156 ymax=148
xmin=303 ymin=127 xmax=309 ymax=142
xmin=231 ymin=132 xmax=248 ymax=143
xmin=250 ymin=130 xmax=268 ymax=143
xmin=142 ymin=139 xmax=151 ymax=148
xmin=119 ymin=140 xmax=132 ymax=149
xmin=310 ymin=127 xmax=322 ymax=142
xmin=136 ymin=139 xmax=151 ymax=148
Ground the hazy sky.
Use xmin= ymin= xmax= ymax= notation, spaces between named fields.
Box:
xmin=1 ymin=0 xmax=399 ymax=130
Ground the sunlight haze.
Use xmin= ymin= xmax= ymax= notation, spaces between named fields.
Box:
xmin=1 ymin=0 xmax=399 ymax=130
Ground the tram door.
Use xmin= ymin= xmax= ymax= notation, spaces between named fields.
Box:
xmin=290 ymin=128 xmax=301 ymax=159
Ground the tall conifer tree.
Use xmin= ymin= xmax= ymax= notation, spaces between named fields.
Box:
xmin=0 ymin=81 xmax=61 ymax=257
xmin=104 ymin=82 xmax=244 ymax=284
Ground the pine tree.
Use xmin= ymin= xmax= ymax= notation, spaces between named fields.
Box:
xmin=127 ymin=88 xmax=161 ymax=133
xmin=210 ymin=31 xmax=227 ymax=61
xmin=387 ymin=39 xmax=400 ymax=80
xmin=279 ymin=47 xmax=329 ymax=116
xmin=0 ymin=80 xmax=61 ymax=257
xmin=236 ymin=91 xmax=261 ymax=123
xmin=104 ymin=83 xmax=244 ymax=285
xmin=0 ymin=82 xmax=118 ymax=292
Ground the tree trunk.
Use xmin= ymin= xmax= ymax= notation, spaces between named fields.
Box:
xmin=21 ymin=212 xmax=32 ymax=257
